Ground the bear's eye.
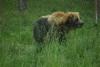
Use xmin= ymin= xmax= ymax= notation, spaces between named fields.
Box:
xmin=75 ymin=18 xmax=79 ymax=21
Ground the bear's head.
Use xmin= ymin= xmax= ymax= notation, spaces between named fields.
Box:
xmin=65 ymin=12 xmax=84 ymax=28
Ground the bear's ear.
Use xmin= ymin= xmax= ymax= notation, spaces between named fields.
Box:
xmin=66 ymin=12 xmax=79 ymax=17
xmin=65 ymin=13 xmax=73 ymax=22
xmin=66 ymin=12 xmax=80 ymax=21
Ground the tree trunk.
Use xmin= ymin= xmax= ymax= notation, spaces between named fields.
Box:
xmin=96 ymin=0 xmax=100 ymax=17
xmin=19 ymin=0 xmax=27 ymax=11
xmin=97 ymin=0 xmax=100 ymax=17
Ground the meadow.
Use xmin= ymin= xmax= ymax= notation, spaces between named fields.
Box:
xmin=0 ymin=0 xmax=100 ymax=67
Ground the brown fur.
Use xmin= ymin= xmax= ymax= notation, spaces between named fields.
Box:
xmin=48 ymin=11 xmax=67 ymax=25
xmin=42 ymin=11 xmax=81 ymax=25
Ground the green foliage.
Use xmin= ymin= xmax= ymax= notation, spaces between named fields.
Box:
xmin=0 ymin=0 xmax=100 ymax=67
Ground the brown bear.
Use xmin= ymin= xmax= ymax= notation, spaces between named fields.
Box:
xmin=33 ymin=11 xmax=84 ymax=43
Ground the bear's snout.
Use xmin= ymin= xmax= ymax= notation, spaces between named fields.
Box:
xmin=77 ymin=21 xmax=84 ymax=28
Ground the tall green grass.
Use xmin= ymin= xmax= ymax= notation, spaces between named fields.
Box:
xmin=0 ymin=0 xmax=100 ymax=67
